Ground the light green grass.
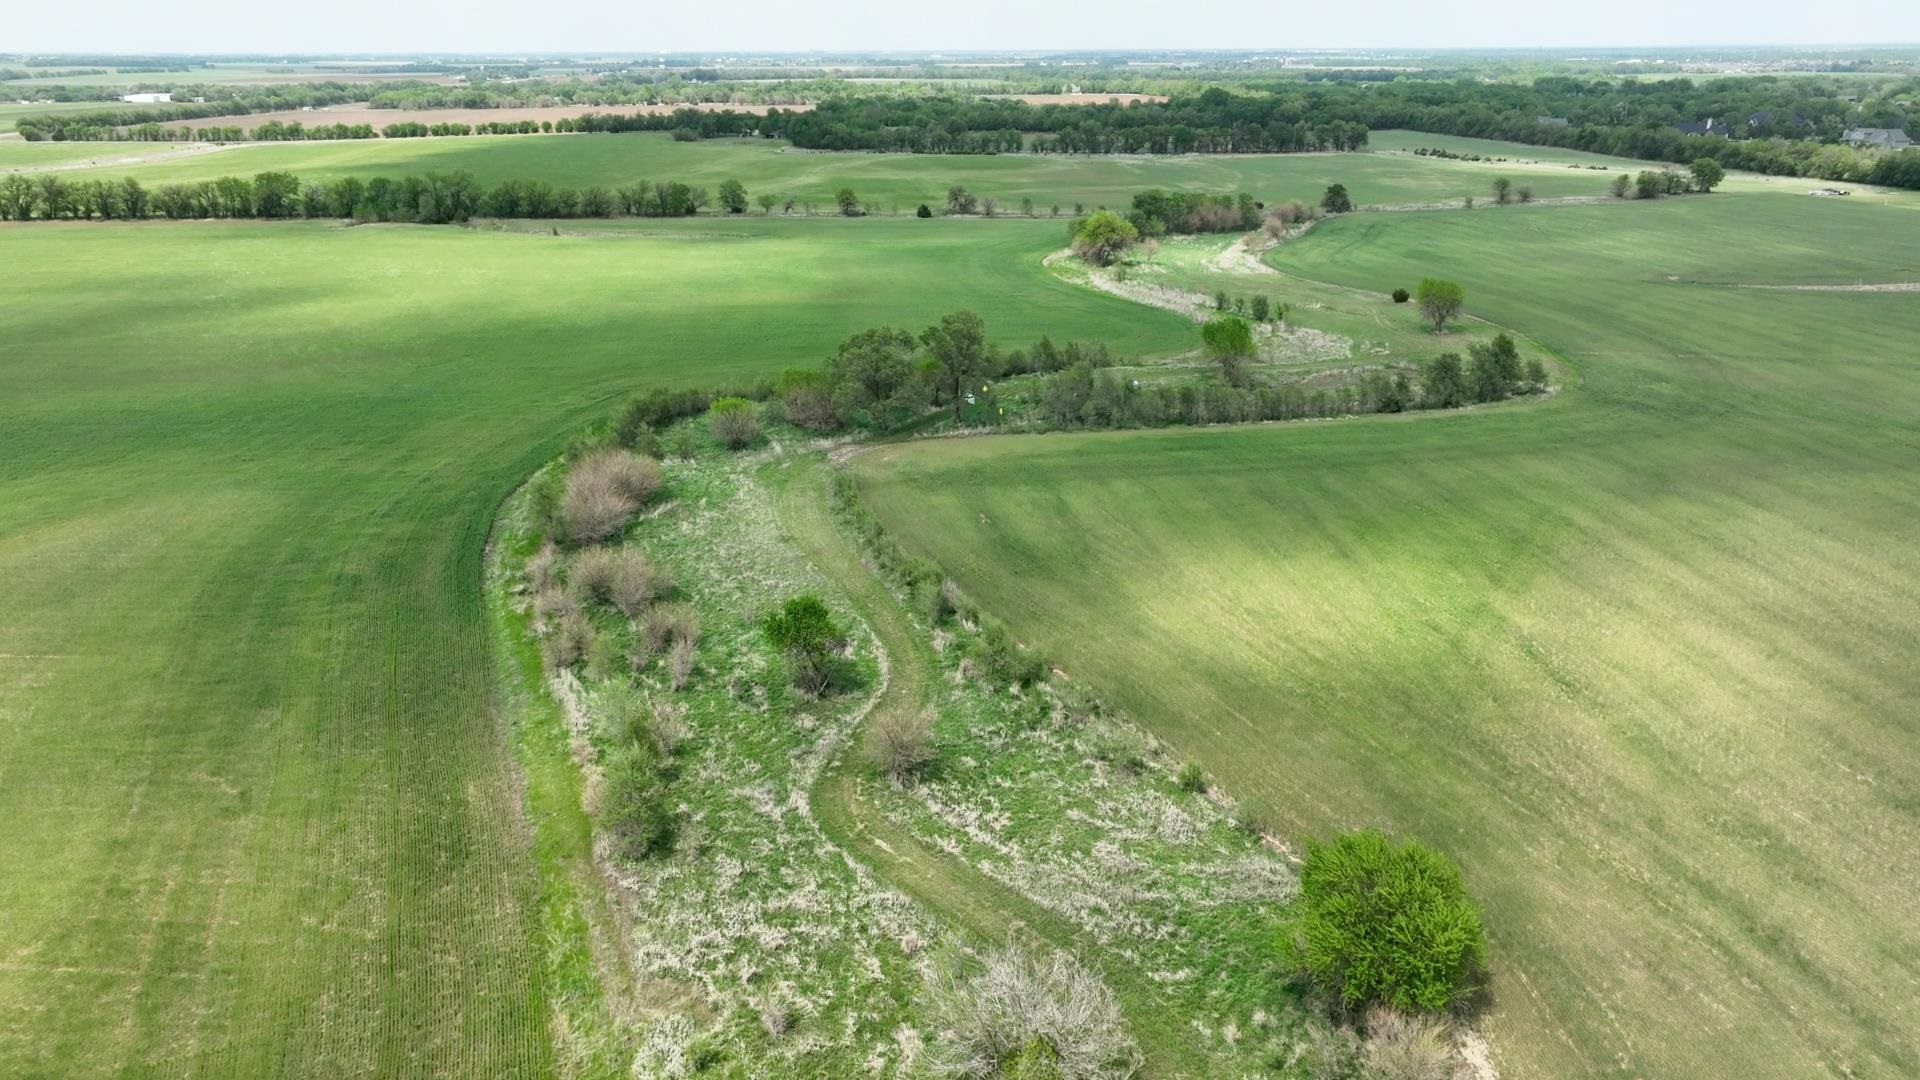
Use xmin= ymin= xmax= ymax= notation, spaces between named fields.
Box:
xmin=0 ymin=215 xmax=1188 ymax=1077
xmin=37 ymin=129 xmax=1634 ymax=209
xmin=851 ymin=193 xmax=1920 ymax=1078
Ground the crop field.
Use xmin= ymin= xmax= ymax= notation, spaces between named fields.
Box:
xmin=0 ymin=216 xmax=1189 ymax=1076
xmin=27 ymin=129 xmax=1641 ymax=209
xmin=850 ymin=193 xmax=1920 ymax=1077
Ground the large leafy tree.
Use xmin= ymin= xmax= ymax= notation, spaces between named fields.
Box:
xmin=1290 ymin=830 xmax=1485 ymax=1013
xmin=1201 ymin=314 xmax=1256 ymax=387
xmin=1069 ymin=210 xmax=1139 ymax=266
xmin=921 ymin=310 xmax=991 ymax=421
xmin=1413 ymin=277 xmax=1465 ymax=332
xmin=718 ymin=178 xmax=748 ymax=214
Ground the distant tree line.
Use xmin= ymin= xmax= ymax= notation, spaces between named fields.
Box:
xmin=0 ymin=169 xmax=751 ymax=223
xmin=13 ymin=85 xmax=366 ymax=140
xmin=775 ymin=89 xmax=1369 ymax=154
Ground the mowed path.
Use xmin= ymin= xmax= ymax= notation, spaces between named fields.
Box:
xmin=0 ymin=216 xmax=1189 ymax=1076
xmin=852 ymin=193 xmax=1920 ymax=1077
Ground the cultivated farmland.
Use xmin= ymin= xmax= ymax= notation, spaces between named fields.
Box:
xmin=851 ymin=193 xmax=1920 ymax=1077
xmin=0 ymin=216 xmax=1187 ymax=1075
xmin=18 ymin=129 xmax=1644 ymax=209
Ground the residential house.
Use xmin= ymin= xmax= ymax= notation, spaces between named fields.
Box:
xmin=1842 ymin=128 xmax=1913 ymax=151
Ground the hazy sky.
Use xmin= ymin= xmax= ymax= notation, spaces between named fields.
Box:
xmin=11 ymin=0 xmax=1920 ymax=55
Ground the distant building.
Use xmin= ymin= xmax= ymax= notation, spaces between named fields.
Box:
xmin=1673 ymin=118 xmax=1730 ymax=137
xmin=1842 ymin=128 xmax=1913 ymax=151
xmin=119 ymin=92 xmax=172 ymax=104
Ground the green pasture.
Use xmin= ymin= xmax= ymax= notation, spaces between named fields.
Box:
xmin=851 ymin=193 xmax=1920 ymax=1078
xmin=28 ymin=129 xmax=1633 ymax=209
xmin=0 ymin=215 xmax=1187 ymax=1077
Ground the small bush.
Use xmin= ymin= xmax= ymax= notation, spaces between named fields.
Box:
xmin=762 ymin=593 xmax=844 ymax=695
xmin=667 ymin=635 xmax=697 ymax=691
xmin=708 ymin=397 xmax=761 ymax=449
xmin=1390 ymin=288 xmax=1410 ymax=304
xmin=916 ymin=203 xmax=933 ymax=218
xmin=1364 ymin=1008 xmax=1453 ymax=1080
xmin=672 ymin=426 xmax=698 ymax=460
xmin=869 ymin=708 xmax=936 ymax=784
xmin=974 ymin=619 xmax=1047 ymax=687
xmin=561 ymin=450 xmax=662 ymax=543
xmin=541 ymin=608 xmax=591 ymax=672
xmin=524 ymin=541 xmax=561 ymax=593
xmin=1176 ymin=762 xmax=1208 ymax=793
xmin=599 ymin=742 xmax=675 ymax=859
xmin=568 ymin=546 xmax=670 ymax=617
xmin=635 ymin=602 xmax=700 ymax=666
xmin=926 ymin=944 xmax=1141 ymax=1080
xmin=1292 ymin=830 xmax=1485 ymax=1013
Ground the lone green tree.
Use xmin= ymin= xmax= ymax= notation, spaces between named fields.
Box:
xmin=921 ymin=310 xmax=992 ymax=421
xmin=718 ymin=178 xmax=748 ymax=214
xmin=1320 ymin=183 xmax=1353 ymax=214
xmin=1201 ymin=314 xmax=1256 ymax=387
xmin=1069 ymin=210 xmax=1139 ymax=266
xmin=757 ymin=193 xmax=777 ymax=214
xmin=1290 ymin=830 xmax=1485 ymax=1013
xmin=1413 ymin=277 xmax=1465 ymax=332
xmin=836 ymin=187 xmax=862 ymax=216
xmin=1689 ymin=158 xmax=1726 ymax=193
xmin=761 ymin=594 xmax=844 ymax=696
xmin=1491 ymin=177 xmax=1513 ymax=205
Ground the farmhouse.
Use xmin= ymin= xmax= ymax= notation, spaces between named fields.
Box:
xmin=1673 ymin=117 xmax=1729 ymax=137
xmin=1842 ymin=127 xmax=1913 ymax=151
xmin=119 ymin=92 xmax=173 ymax=104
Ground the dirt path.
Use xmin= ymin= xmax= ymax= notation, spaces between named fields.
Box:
xmin=770 ymin=455 xmax=1213 ymax=1079
xmin=1 ymin=143 xmax=240 ymax=175
xmin=1719 ymin=281 xmax=1920 ymax=293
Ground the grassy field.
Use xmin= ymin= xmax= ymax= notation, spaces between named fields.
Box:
xmin=851 ymin=193 xmax=1920 ymax=1077
xmin=12 ymin=129 xmax=1636 ymax=209
xmin=0 ymin=216 xmax=1189 ymax=1076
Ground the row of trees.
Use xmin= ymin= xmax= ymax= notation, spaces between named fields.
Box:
xmin=0 ymin=169 xmax=757 ymax=223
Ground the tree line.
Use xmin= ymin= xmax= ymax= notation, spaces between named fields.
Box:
xmin=0 ymin=169 xmax=755 ymax=223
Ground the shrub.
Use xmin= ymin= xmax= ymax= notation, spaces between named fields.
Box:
xmin=541 ymin=608 xmax=591 ymax=672
xmin=634 ymin=603 xmax=700 ymax=667
xmin=1390 ymin=288 xmax=1410 ymax=304
xmin=916 ymin=203 xmax=933 ymax=218
xmin=1364 ymin=1008 xmax=1453 ymax=1080
xmin=531 ymin=585 xmax=577 ymax=627
xmin=599 ymin=742 xmax=675 ymax=859
xmin=561 ymin=450 xmax=662 ymax=543
xmin=672 ymin=426 xmax=698 ymax=460
xmin=1176 ymin=762 xmax=1208 ymax=793
xmin=570 ymin=545 xmax=671 ymax=617
xmin=777 ymin=368 xmax=840 ymax=432
xmin=974 ymin=619 xmax=1047 ymax=687
xmin=708 ymin=397 xmax=760 ymax=449
xmin=926 ymin=944 xmax=1141 ymax=1080
xmin=668 ymin=636 xmax=697 ymax=691
xmin=761 ymin=594 xmax=844 ymax=695
xmin=1291 ymin=830 xmax=1485 ymax=1013
xmin=1320 ymin=183 xmax=1353 ymax=214
xmin=524 ymin=541 xmax=561 ymax=593
xmin=869 ymin=708 xmax=936 ymax=784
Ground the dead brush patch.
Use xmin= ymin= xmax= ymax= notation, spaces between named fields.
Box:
xmin=570 ymin=546 xmax=672 ymax=616
xmin=562 ymin=450 xmax=662 ymax=543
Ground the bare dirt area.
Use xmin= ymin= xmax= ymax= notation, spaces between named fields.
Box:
xmin=1 ymin=143 xmax=239 ymax=174
xmin=1731 ymin=281 xmax=1920 ymax=292
xmin=161 ymin=100 xmax=812 ymax=133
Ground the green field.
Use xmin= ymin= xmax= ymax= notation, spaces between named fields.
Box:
xmin=0 ymin=216 xmax=1190 ymax=1076
xmin=19 ymin=129 xmax=1640 ymax=209
xmin=851 ymin=194 xmax=1920 ymax=1076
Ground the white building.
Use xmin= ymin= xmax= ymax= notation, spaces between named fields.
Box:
xmin=120 ymin=92 xmax=173 ymax=104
